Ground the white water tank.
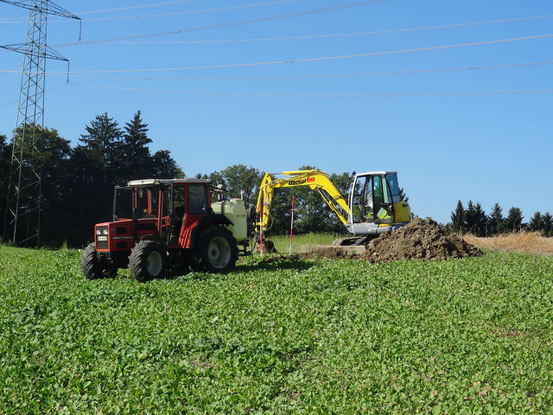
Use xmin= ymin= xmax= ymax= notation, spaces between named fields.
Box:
xmin=211 ymin=199 xmax=247 ymax=242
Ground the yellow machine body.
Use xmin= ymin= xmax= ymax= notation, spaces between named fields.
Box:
xmin=255 ymin=169 xmax=411 ymax=237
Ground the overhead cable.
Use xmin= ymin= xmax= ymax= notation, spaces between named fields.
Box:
xmin=2 ymin=61 xmax=548 ymax=81
xmin=68 ymin=83 xmax=553 ymax=97
xmin=1 ymin=0 xmax=307 ymax=24
xmin=54 ymin=0 xmax=388 ymax=47
xmin=44 ymin=33 xmax=553 ymax=74
xmin=77 ymin=0 xmax=202 ymax=15
xmin=22 ymin=61 xmax=551 ymax=81
xmin=111 ymin=14 xmax=553 ymax=44
xmin=0 ymin=0 xmax=203 ymax=21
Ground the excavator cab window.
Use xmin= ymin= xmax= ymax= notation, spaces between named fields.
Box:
xmin=351 ymin=176 xmax=372 ymax=222
xmin=372 ymin=176 xmax=394 ymax=224
xmin=385 ymin=173 xmax=401 ymax=203
xmin=351 ymin=174 xmax=395 ymax=224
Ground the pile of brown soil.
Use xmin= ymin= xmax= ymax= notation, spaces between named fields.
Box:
xmin=295 ymin=218 xmax=481 ymax=263
xmin=363 ymin=217 xmax=481 ymax=263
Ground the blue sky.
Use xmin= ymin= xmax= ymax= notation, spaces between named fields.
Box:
xmin=0 ymin=0 xmax=551 ymax=223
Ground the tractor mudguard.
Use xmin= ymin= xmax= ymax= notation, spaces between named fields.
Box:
xmin=186 ymin=214 xmax=233 ymax=249
xmin=139 ymin=234 xmax=166 ymax=246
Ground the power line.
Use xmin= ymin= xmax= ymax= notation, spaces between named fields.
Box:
xmin=3 ymin=61 xmax=550 ymax=81
xmin=68 ymin=82 xmax=553 ymax=97
xmin=76 ymin=0 xmax=206 ymax=15
xmin=42 ymin=33 xmax=553 ymax=74
xmin=1 ymin=0 xmax=308 ymax=23
xmin=78 ymin=0 xmax=305 ymax=22
xmin=54 ymin=0 xmax=388 ymax=47
xmin=0 ymin=0 xmax=204 ymax=19
xmin=109 ymin=14 xmax=553 ymax=44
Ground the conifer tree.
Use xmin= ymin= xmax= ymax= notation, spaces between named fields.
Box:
xmin=122 ymin=111 xmax=153 ymax=181
xmin=474 ymin=202 xmax=487 ymax=236
xmin=450 ymin=200 xmax=465 ymax=233
xmin=487 ymin=203 xmax=504 ymax=235
xmin=465 ymin=201 xmax=477 ymax=234
xmin=505 ymin=207 xmax=524 ymax=232
xmin=542 ymin=212 xmax=552 ymax=237
xmin=528 ymin=211 xmax=543 ymax=232
xmin=78 ymin=113 xmax=123 ymax=172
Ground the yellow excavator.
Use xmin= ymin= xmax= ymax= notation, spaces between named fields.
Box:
xmin=255 ymin=170 xmax=411 ymax=245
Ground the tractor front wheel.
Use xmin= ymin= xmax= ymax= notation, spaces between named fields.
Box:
xmin=82 ymin=243 xmax=117 ymax=280
xmin=196 ymin=227 xmax=238 ymax=273
xmin=129 ymin=240 xmax=167 ymax=282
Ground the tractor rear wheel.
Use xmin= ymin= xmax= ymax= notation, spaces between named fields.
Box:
xmin=196 ymin=227 xmax=238 ymax=273
xmin=82 ymin=243 xmax=117 ymax=280
xmin=129 ymin=240 xmax=167 ymax=282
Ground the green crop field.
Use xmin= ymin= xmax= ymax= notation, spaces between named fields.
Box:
xmin=1 ymin=245 xmax=553 ymax=414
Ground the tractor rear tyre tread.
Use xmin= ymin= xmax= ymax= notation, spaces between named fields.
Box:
xmin=82 ymin=242 xmax=117 ymax=280
xmin=129 ymin=240 xmax=167 ymax=282
xmin=196 ymin=227 xmax=238 ymax=274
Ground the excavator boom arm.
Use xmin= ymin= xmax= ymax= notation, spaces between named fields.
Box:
xmin=255 ymin=170 xmax=350 ymax=233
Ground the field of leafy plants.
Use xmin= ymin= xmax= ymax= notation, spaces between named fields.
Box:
xmin=1 ymin=244 xmax=553 ymax=414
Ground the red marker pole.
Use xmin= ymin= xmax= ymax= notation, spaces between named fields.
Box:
xmin=259 ymin=200 xmax=264 ymax=257
xmin=289 ymin=196 xmax=295 ymax=255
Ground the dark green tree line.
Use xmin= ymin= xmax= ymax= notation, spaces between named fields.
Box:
xmin=0 ymin=111 xmax=182 ymax=247
xmin=448 ymin=201 xmax=552 ymax=237
xmin=528 ymin=211 xmax=553 ymax=237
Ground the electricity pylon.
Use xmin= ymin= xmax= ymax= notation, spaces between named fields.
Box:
xmin=1 ymin=0 xmax=80 ymax=246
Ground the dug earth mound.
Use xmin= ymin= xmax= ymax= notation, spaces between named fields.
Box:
xmin=298 ymin=218 xmax=482 ymax=262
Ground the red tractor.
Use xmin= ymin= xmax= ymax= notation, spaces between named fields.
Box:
xmin=81 ymin=178 xmax=249 ymax=282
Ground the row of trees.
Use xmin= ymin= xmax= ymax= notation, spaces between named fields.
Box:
xmin=449 ymin=200 xmax=552 ymax=237
xmin=0 ymin=112 xmax=181 ymax=247
xmin=527 ymin=211 xmax=553 ymax=236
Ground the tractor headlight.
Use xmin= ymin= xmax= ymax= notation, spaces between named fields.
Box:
xmin=103 ymin=229 xmax=108 ymax=235
xmin=96 ymin=229 xmax=101 ymax=235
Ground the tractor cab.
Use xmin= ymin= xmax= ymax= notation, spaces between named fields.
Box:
xmin=347 ymin=171 xmax=411 ymax=236
xmin=112 ymin=179 xmax=211 ymax=247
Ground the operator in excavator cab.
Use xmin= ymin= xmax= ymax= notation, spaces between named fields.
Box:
xmin=365 ymin=180 xmax=374 ymax=218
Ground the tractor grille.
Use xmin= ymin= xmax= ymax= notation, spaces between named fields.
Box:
xmin=96 ymin=226 xmax=109 ymax=250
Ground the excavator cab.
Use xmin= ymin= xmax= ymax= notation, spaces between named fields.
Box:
xmin=347 ymin=171 xmax=410 ymax=236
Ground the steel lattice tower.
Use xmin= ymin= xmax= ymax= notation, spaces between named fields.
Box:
xmin=1 ymin=0 xmax=79 ymax=246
